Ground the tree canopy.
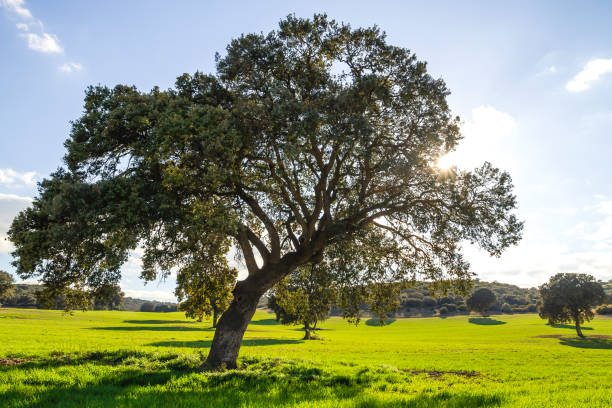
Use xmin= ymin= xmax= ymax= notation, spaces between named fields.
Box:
xmin=275 ymin=264 xmax=336 ymax=339
xmin=0 ymin=270 xmax=15 ymax=304
xmin=8 ymin=14 xmax=522 ymax=369
xmin=466 ymin=288 xmax=497 ymax=317
xmin=175 ymin=258 xmax=237 ymax=327
xmin=538 ymin=273 xmax=605 ymax=337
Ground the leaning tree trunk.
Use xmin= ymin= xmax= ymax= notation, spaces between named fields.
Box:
xmin=303 ymin=322 xmax=312 ymax=340
xmin=204 ymin=270 xmax=282 ymax=369
xmin=574 ymin=317 xmax=585 ymax=338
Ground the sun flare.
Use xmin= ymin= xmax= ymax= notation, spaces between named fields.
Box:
xmin=435 ymin=154 xmax=455 ymax=170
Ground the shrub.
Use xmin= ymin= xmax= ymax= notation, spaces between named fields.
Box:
xmin=501 ymin=303 xmax=512 ymax=313
xmin=422 ymin=297 xmax=437 ymax=308
xmin=596 ymin=304 xmax=612 ymax=315
xmin=403 ymin=298 xmax=423 ymax=308
xmin=140 ymin=302 xmax=154 ymax=312
xmin=438 ymin=306 xmax=448 ymax=315
xmin=527 ymin=304 xmax=537 ymax=312
xmin=445 ymin=303 xmax=457 ymax=312
xmin=457 ymin=304 xmax=468 ymax=312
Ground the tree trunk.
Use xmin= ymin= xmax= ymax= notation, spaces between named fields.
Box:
xmin=197 ymin=316 xmax=203 ymax=323
xmin=204 ymin=274 xmax=277 ymax=370
xmin=574 ymin=317 xmax=585 ymax=338
xmin=303 ymin=322 xmax=312 ymax=340
xmin=212 ymin=308 xmax=219 ymax=328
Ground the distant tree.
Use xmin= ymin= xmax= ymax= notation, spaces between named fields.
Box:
xmin=501 ymin=302 xmax=513 ymax=313
xmin=466 ymin=288 xmax=497 ymax=317
xmin=91 ymin=284 xmax=124 ymax=310
xmin=422 ymin=296 xmax=437 ymax=308
xmin=175 ymin=259 xmax=237 ymax=327
xmin=154 ymin=304 xmax=171 ymax=313
xmin=140 ymin=301 xmax=155 ymax=312
xmin=538 ymin=273 xmax=605 ymax=338
xmin=367 ymin=282 xmax=403 ymax=325
xmin=265 ymin=293 xmax=283 ymax=322
xmin=275 ymin=264 xmax=335 ymax=339
xmin=595 ymin=304 xmax=612 ymax=315
xmin=0 ymin=270 xmax=15 ymax=305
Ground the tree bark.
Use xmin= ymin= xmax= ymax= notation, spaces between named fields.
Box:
xmin=574 ymin=317 xmax=585 ymax=338
xmin=213 ymin=308 xmax=219 ymax=328
xmin=204 ymin=269 xmax=282 ymax=369
xmin=303 ymin=322 xmax=312 ymax=340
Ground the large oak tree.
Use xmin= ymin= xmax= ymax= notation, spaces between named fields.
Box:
xmin=8 ymin=15 xmax=522 ymax=369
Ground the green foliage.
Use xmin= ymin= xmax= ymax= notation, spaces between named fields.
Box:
xmin=91 ymin=284 xmax=125 ymax=310
xmin=7 ymin=14 xmax=522 ymax=366
xmin=175 ymin=258 xmax=237 ymax=326
xmin=538 ymin=273 xmax=605 ymax=337
xmin=275 ymin=264 xmax=336 ymax=338
xmin=140 ymin=302 xmax=155 ymax=312
xmin=0 ymin=270 xmax=15 ymax=304
xmin=366 ymin=282 xmax=404 ymax=325
xmin=466 ymin=288 xmax=497 ymax=317
xmin=596 ymin=304 xmax=612 ymax=315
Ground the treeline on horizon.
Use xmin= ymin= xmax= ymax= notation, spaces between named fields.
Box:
xmin=0 ymin=284 xmax=178 ymax=312
xmin=3 ymin=280 xmax=610 ymax=317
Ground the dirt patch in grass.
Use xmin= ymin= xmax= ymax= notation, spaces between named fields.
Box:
xmin=404 ymin=369 xmax=480 ymax=379
xmin=0 ymin=357 xmax=32 ymax=366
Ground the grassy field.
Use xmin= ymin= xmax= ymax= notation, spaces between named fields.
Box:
xmin=0 ymin=308 xmax=610 ymax=407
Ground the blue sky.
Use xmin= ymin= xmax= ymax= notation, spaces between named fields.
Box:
xmin=1 ymin=0 xmax=612 ymax=300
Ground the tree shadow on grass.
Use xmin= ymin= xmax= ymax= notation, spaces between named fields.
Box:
xmin=90 ymin=326 xmax=215 ymax=332
xmin=123 ymin=320 xmax=196 ymax=325
xmin=249 ymin=318 xmax=281 ymax=325
xmin=0 ymin=353 xmax=505 ymax=408
xmin=468 ymin=318 xmax=506 ymax=325
xmin=552 ymin=324 xmax=593 ymax=330
xmin=365 ymin=318 xmax=396 ymax=326
xmin=559 ymin=338 xmax=612 ymax=349
xmin=148 ymin=339 xmax=303 ymax=348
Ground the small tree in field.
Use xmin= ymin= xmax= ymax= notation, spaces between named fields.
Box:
xmin=175 ymin=258 xmax=237 ymax=328
xmin=8 ymin=15 xmax=522 ymax=369
xmin=466 ymin=288 xmax=497 ymax=317
xmin=265 ymin=293 xmax=283 ymax=322
xmin=275 ymin=264 xmax=335 ymax=339
xmin=91 ymin=284 xmax=125 ymax=310
xmin=0 ymin=270 xmax=15 ymax=306
xmin=538 ymin=273 xmax=605 ymax=338
xmin=140 ymin=302 xmax=154 ymax=312
xmin=367 ymin=281 xmax=403 ymax=325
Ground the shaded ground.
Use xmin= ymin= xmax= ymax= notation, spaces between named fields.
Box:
xmin=468 ymin=317 xmax=507 ymax=325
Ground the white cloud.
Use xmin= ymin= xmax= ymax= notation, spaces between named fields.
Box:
xmin=58 ymin=62 xmax=82 ymax=73
xmin=121 ymin=288 xmax=177 ymax=302
xmin=566 ymin=58 xmax=612 ymax=92
xmin=1 ymin=0 xmax=32 ymax=19
xmin=0 ymin=193 xmax=32 ymax=254
xmin=21 ymin=32 xmax=62 ymax=54
xmin=437 ymin=105 xmax=516 ymax=171
xmin=0 ymin=168 xmax=36 ymax=187
xmin=2 ymin=0 xmax=75 ymax=62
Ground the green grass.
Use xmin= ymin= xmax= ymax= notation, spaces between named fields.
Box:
xmin=0 ymin=308 xmax=610 ymax=407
